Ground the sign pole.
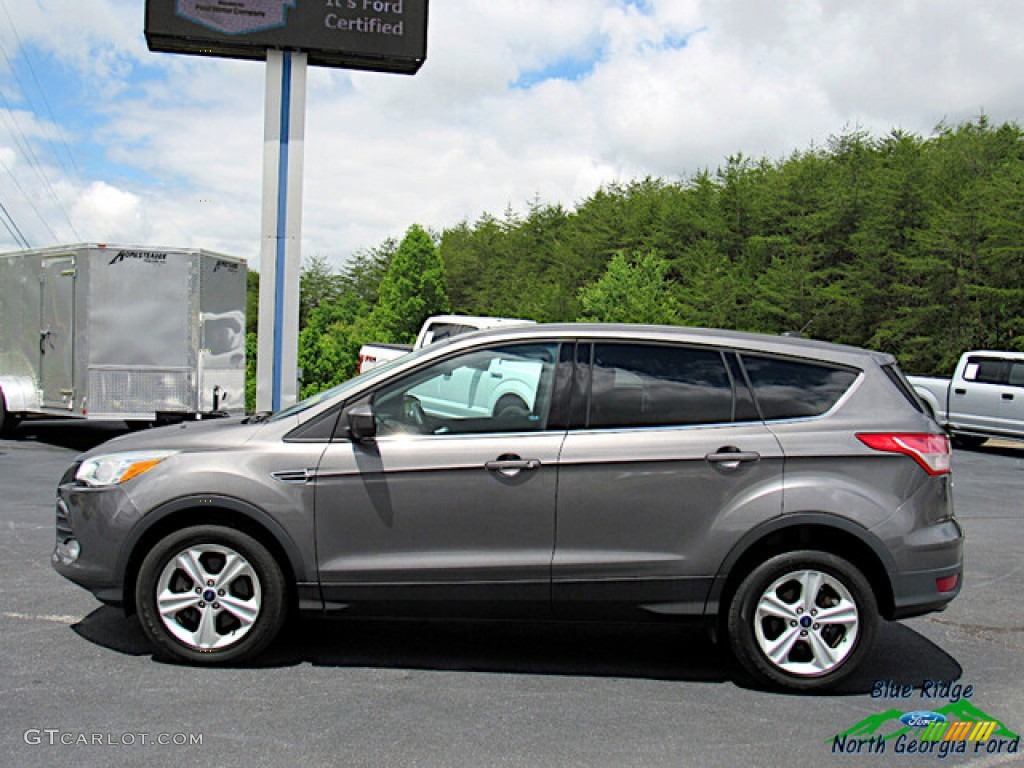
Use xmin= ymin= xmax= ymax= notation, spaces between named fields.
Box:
xmin=145 ymin=0 xmax=428 ymax=414
xmin=256 ymin=49 xmax=307 ymax=412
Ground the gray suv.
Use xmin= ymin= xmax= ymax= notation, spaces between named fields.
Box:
xmin=53 ymin=324 xmax=962 ymax=691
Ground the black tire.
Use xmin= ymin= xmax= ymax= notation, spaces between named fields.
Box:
xmin=135 ymin=525 xmax=287 ymax=665
xmin=727 ymin=550 xmax=878 ymax=692
xmin=492 ymin=395 xmax=529 ymax=419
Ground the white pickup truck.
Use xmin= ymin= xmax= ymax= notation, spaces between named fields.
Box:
xmin=357 ymin=315 xmax=534 ymax=374
xmin=908 ymin=350 xmax=1024 ymax=447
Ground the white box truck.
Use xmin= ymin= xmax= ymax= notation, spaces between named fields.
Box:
xmin=0 ymin=244 xmax=247 ymax=435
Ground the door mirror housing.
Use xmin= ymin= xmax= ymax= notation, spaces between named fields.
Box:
xmin=347 ymin=404 xmax=377 ymax=441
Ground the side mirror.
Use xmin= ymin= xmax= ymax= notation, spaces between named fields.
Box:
xmin=347 ymin=404 xmax=377 ymax=441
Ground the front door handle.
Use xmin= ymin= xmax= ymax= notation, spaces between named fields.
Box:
xmin=705 ymin=449 xmax=761 ymax=470
xmin=1003 ymin=392 xmax=1015 ymax=401
xmin=485 ymin=455 xmax=541 ymax=477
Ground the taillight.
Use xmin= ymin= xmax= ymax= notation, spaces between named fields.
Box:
xmin=856 ymin=433 xmax=952 ymax=476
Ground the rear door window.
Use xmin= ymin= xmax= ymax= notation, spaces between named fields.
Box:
xmin=588 ymin=343 xmax=736 ymax=428
xmin=741 ymin=355 xmax=858 ymax=420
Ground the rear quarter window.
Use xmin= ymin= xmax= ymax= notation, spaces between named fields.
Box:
xmin=741 ymin=355 xmax=859 ymax=420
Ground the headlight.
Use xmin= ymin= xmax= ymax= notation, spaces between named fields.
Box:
xmin=76 ymin=450 xmax=179 ymax=487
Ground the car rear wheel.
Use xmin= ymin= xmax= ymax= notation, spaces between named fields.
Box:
xmin=136 ymin=525 xmax=287 ymax=664
xmin=727 ymin=550 xmax=877 ymax=691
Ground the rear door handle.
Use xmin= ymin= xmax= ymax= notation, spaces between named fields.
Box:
xmin=1003 ymin=393 xmax=1015 ymax=401
xmin=954 ymin=388 xmax=967 ymax=396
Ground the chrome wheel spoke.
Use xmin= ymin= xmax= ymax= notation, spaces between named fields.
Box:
xmin=176 ymin=548 xmax=208 ymax=588
xmin=806 ymin=628 xmax=843 ymax=671
xmin=815 ymin=600 xmax=858 ymax=626
xmin=157 ymin=588 xmax=201 ymax=618
xmin=764 ymin=626 xmax=802 ymax=665
xmin=218 ymin=594 xmax=259 ymax=626
xmin=756 ymin=591 xmax=799 ymax=621
xmin=194 ymin=605 xmax=222 ymax=649
xmin=216 ymin=552 xmax=251 ymax=590
xmin=800 ymin=570 xmax=824 ymax=613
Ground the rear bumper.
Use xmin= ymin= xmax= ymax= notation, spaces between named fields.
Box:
xmin=888 ymin=518 xmax=963 ymax=620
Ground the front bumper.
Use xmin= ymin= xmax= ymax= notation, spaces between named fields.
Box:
xmin=52 ymin=480 xmax=142 ymax=605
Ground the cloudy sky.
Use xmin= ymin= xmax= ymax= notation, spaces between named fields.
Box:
xmin=0 ymin=0 xmax=1022 ymax=270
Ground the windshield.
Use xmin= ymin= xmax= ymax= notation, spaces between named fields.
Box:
xmin=265 ymin=345 xmax=438 ymax=423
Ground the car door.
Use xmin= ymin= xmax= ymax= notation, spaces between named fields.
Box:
xmin=949 ymin=356 xmax=1006 ymax=434
xmin=998 ymin=359 xmax=1024 ymax=436
xmin=314 ymin=342 xmax=566 ymax=605
xmin=553 ymin=342 xmax=784 ymax=613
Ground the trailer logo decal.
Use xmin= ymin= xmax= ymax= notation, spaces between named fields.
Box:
xmin=213 ymin=260 xmax=239 ymax=273
xmin=108 ymin=250 xmax=168 ymax=266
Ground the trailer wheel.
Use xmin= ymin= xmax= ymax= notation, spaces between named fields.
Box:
xmin=0 ymin=390 xmax=17 ymax=438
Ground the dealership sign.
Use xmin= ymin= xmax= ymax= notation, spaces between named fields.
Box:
xmin=145 ymin=0 xmax=428 ymax=73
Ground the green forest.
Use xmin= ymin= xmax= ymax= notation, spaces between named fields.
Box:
xmin=246 ymin=117 xmax=1024 ymax=407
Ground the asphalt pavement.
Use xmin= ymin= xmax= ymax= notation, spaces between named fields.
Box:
xmin=1 ymin=421 xmax=1022 ymax=767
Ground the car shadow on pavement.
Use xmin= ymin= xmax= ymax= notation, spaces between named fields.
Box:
xmin=71 ymin=606 xmax=962 ymax=694
xmin=72 ymin=607 xmax=153 ymax=657
xmin=279 ymin=617 xmax=733 ymax=682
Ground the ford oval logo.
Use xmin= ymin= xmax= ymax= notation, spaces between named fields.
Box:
xmin=900 ymin=711 xmax=947 ymax=728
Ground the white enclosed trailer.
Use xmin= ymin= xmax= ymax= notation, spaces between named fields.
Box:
xmin=0 ymin=244 xmax=247 ymax=435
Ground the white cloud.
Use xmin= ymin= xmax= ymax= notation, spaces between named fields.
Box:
xmin=71 ymin=181 xmax=144 ymax=241
xmin=1 ymin=0 xmax=1024 ymax=267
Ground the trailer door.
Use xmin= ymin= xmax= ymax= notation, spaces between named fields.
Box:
xmin=40 ymin=256 xmax=75 ymax=410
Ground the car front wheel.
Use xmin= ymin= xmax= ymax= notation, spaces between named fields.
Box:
xmin=727 ymin=550 xmax=878 ymax=691
xmin=135 ymin=525 xmax=287 ymax=664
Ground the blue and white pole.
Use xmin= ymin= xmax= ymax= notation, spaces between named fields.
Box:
xmin=256 ymin=49 xmax=307 ymax=412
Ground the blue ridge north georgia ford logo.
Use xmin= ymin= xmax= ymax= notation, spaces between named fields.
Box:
xmin=831 ymin=697 xmax=1020 ymax=759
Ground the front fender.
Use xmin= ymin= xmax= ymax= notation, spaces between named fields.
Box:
xmin=115 ymin=494 xmax=311 ymax=590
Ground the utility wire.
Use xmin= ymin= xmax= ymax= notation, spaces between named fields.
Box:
xmin=0 ymin=198 xmax=30 ymax=248
xmin=0 ymin=0 xmax=83 ymax=187
xmin=0 ymin=152 xmax=59 ymax=243
xmin=0 ymin=11 xmax=80 ymax=242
